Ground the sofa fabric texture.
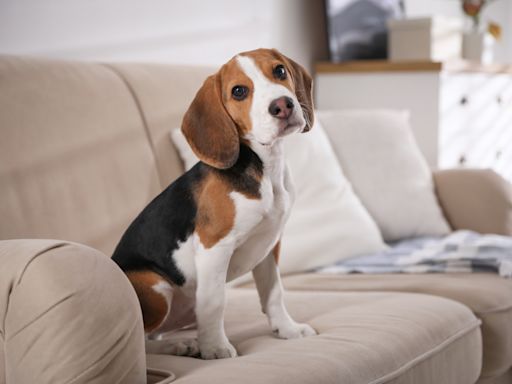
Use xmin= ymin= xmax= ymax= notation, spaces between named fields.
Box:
xmin=147 ymin=289 xmax=482 ymax=384
xmin=278 ymin=272 xmax=512 ymax=380
xmin=0 ymin=240 xmax=146 ymax=384
xmin=106 ymin=63 xmax=216 ymax=188
xmin=1 ymin=56 xmax=511 ymax=384
xmin=317 ymin=109 xmax=451 ymax=242
xmin=0 ymin=56 xmax=162 ymax=256
xmin=434 ymin=168 xmax=512 ymax=236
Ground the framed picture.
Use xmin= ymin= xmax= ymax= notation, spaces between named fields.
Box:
xmin=325 ymin=0 xmax=405 ymax=62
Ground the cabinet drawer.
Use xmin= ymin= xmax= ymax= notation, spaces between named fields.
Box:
xmin=440 ymin=72 xmax=512 ymax=180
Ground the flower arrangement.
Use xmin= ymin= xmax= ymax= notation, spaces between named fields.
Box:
xmin=461 ymin=0 xmax=501 ymax=39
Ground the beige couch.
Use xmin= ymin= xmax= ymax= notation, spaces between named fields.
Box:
xmin=1 ymin=55 xmax=511 ymax=384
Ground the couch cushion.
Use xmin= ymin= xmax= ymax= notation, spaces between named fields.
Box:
xmin=147 ymin=289 xmax=481 ymax=384
xmin=318 ymin=109 xmax=451 ymax=242
xmin=0 ymin=56 xmax=161 ymax=255
xmin=279 ymin=273 xmax=512 ymax=380
xmin=434 ymin=168 xmax=512 ymax=236
xmin=0 ymin=239 xmax=146 ymax=384
xmin=106 ymin=63 xmax=216 ymax=187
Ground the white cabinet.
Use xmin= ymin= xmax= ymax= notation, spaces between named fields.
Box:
xmin=440 ymin=72 xmax=512 ymax=181
xmin=315 ymin=61 xmax=512 ymax=182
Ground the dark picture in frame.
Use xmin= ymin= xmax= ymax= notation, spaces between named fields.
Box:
xmin=325 ymin=0 xmax=405 ymax=62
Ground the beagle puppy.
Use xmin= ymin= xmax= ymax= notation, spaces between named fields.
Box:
xmin=112 ymin=48 xmax=316 ymax=359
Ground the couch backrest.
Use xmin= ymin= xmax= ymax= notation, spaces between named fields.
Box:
xmin=106 ymin=63 xmax=215 ymax=186
xmin=0 ymin=55 xmax=215 ymax=255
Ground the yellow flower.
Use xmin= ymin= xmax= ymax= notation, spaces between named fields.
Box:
xmin=488 ymin=22 xmax=502 ymax=40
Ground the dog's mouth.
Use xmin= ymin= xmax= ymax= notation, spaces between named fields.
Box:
xmin=255 ymin=117 xmax=305 ymax=146
xmin=279 ymin=118 xmax=304 ymax=135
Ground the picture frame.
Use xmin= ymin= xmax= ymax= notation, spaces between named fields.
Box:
xmin=325 ymin=0 xmax=405 ymax=62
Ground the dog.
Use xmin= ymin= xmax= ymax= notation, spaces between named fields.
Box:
xmin=112 ymin=48 xmax=316 ymax=360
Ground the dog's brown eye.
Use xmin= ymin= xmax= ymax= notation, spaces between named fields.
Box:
xmin=231 ymin=85 xmax=248 ymax=101
xmin=273 ymin=64 xmax=287 ymax=80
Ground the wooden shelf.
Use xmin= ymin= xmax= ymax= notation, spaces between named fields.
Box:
xmin=316 ymin=60 xmax=442 ymax=74
xmin=316 ymin=60 xmax=512 ymax=74
xmin=442 ymin=60 xmax=512 ymax=74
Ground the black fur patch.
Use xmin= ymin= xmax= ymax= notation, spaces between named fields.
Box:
xmin=112 ymin=165 xmax=204 ymax=286
xmin=112 ymin=144 xmax=263 ymax=286
xmin=213 ymin=144 xmax=263 ymax=198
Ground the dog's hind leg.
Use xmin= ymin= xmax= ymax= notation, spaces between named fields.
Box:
xmin=126 ymin=270 xmax=199 ymax=356
xmin=126 ymin=270 xmax=173 ymax=334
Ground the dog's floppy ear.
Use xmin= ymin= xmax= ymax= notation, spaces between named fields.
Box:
xmin=182 ymin=74 xmax=240 ymax=169
xmin=275 ymin=50 xmax=314 ymax=132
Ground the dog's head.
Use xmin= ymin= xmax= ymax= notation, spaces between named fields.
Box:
xmin=182 ymin=48 xmax=314 ymax=169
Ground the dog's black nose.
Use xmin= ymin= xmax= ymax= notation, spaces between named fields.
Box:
xmin=268 ymin=96 xmax=294 ymax=119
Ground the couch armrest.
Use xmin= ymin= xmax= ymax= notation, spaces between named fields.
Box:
xmin=433 ymin=168 xmax=512 ymax=236
xmin=0 ymin=239 xmax=146 ymax=384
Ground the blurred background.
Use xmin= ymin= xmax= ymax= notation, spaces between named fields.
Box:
xmin=1 ymin=0 xmax=511 ymax=180
xmin=1 ymin=0 xmax=510 ymax=72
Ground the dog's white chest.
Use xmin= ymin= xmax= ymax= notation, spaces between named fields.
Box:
xmin=258 ymin=171 xmax=292 ymax=229
xmin=226 ymin=159 xmax=294 ymax=281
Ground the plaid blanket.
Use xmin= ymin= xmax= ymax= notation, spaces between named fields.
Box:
xmin=317 ymin=230 xmax=512 ymax=278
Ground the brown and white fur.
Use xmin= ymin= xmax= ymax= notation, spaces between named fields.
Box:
xmin=112 ymin=48 xmax=316 ymax=359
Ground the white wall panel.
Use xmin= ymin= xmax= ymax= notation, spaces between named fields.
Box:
xmin=0 ymin=0 xmax=329 ymax=70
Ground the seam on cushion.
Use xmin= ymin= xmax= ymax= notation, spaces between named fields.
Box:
xmin=283 ymin=276 xmax=512 ymax=316
xmin=1 ymin=241 xmax=69 ymax=337
xmin=110 ymin=318 xmax=146 ymax=384
xmin=112 ymin=352 xmax=145 ymax=384
xmin=101 ymin=64 xmax=164 ymax=189
xmin=6 ymin=292 xmax=74 ymax=342
xmin=15 ymin=242 xmax=70 ymax=287
xmin=369 ymin=319 xmax=482 ymax=384
xmin=67 ymin=318 xmax=141 ymax=384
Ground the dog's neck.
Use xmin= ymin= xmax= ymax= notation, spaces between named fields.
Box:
xmin=249 ymin=139 xmax=286 ymax=185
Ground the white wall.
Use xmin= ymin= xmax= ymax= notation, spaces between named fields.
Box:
xmin=0 ymin=0 xmax=328 ymax=71
xmin=0 ymin=0 xmax=509 ymax=68
xmin=316 ymin=71 xmax=441 ymax=167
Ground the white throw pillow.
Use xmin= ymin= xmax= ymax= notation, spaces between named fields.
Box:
xmin=170 ymin=121 xmax=387 ymax=275
xmin=318 ymin=109 xmax=451 ymax=242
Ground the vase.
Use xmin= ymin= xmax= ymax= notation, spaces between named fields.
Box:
xmin=462 ymin=31 xmax=494 ymax=63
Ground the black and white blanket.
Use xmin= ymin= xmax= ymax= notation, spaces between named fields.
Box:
xmin=317 ymin=230 xmax=512 ymax=278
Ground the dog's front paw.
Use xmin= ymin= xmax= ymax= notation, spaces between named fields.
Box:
xmin=274 ymin=322 xmax=317 ymax=340
xmin=199 ymin=340 xmax=238 ymax=360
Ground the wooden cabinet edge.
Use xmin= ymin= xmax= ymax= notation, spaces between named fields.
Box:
xmin=315 ymin=60 xmax=512 ymax=74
